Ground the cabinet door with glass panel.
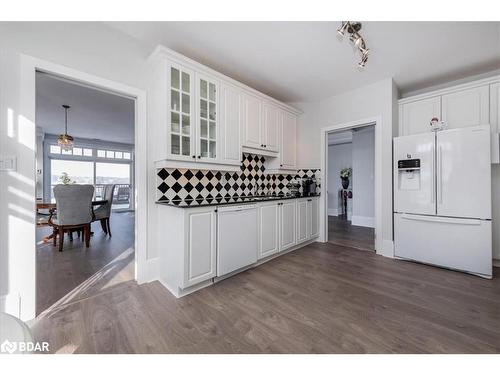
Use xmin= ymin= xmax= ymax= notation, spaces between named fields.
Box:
xmin=196 ymin=73 xmax=219 ymax=161
xmin=169 ymin=63 xmax=196 ymax=160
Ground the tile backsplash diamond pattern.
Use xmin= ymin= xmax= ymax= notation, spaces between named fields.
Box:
xmin=157 ymin=154 xmax=320 ymax=204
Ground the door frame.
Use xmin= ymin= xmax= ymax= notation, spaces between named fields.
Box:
xmin=319 ymin=116 xmax=383 ymax=254
xmin=19 ymin=54 xmax=148 ymax=320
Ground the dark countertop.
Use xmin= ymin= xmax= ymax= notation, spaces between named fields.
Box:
xmin=156 ymin=194 xmax=320 ymax=208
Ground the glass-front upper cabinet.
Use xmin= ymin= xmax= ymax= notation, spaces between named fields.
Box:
xmin=169 ymin=64 xmax=194 ymax=159
xmin=198 ymin=75 xmax=218 ymax=160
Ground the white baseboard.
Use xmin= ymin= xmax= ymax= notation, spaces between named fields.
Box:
xmin=377 ymin=239 xmax=394 ymax=258
xmin=137 ymin=257 xmax=159 ymax=284
xmin=351 ymin=215 xmax=375 ymax=228
xmin=328 ymin=208 xmax=338 ymax=216
xmin=493 ymin=259 xmax=500 ymax=268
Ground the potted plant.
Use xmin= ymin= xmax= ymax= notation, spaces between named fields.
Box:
xmin=340 ymin=167 xmax=352 ymax=189
xmin=58 ymin=172 xmax=74 ymax=185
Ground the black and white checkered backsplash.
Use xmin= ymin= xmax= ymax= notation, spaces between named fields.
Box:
xmin=157 ymin=154 xmax=320 ymax=204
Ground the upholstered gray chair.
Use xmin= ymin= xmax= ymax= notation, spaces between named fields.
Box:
xmin=49 ymin=184 xmax=94 ymax=251
xmin=93 ymin=184 xmax=115 ymax=236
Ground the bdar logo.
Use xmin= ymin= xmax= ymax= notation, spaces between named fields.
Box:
xmin=1 ymin=339 xmax=17 ymax=354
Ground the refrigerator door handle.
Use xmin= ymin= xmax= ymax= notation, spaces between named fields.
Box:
xmin=437 ymin=145 xmax=443 ymax=204
xmin=431 ymin=142 xmax=435 ymax=204
xmin=400 ymin=214 xmax=481 ymax=226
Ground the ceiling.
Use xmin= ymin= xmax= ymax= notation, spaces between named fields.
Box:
xmin=107 ymin=21 xmax=500 ymax=103
xmin=36 ymin=73 xmax=135 ymax=144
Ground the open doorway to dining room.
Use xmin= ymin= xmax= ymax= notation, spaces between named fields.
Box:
xmin=35 ymin=72 xmax=136 ymax=315
xmin=326 ymin=124 xmax=375 ymax=252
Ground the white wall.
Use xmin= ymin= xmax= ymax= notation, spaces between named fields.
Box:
xmin=0 ymin=22 xmax=155 ymax=320
xmin=292 ymin=78 xmax=397 ymax=256
xmin=351 ymin=127 xmax=375 ymax=228
xmin=327 ymin=143 xmax=352 ymax=215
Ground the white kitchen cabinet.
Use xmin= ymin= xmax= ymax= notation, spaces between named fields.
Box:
xmin=280 ymin=111 xmax=297 ymax=169
xmin=399 ymin=96 xmax=441 ymax=136
xmin=242 ymin=93 xmax=262 ymax=149
xmin=242 ymin=96 xmax=280 ymax=154
xmin=158 ymin=204 xmax=217 ymax=296
xmin=262 ymin=102 xmax=280 ymax=152
xmin=168 ymin=63 xmax=196 ymax=160
xmin=219 ymin=83 xmax=241 ymax=166
xmin=184 ymin=207 xmax=217 ymax=287
xmin=265 ymin=110 xmax=298 ymax=173
xmin=150 ymin=46 xmax=301 ymax=170
xmin=490 ymin=82 xmax=500 ymax=164
xmin=307 ymin=197 xmax=320 ymax=238
xmin=258 ymin=202 xmax=280 ymax=259
xmin=441 ymin=85 xmax=489 ymax=129
xmin=196 ymin=73 xmax=219 ymax=161
xmin=279 ymin=200 xmax=296 ymax=251
xmin=296 ymin=198 xmax=308 ymax=243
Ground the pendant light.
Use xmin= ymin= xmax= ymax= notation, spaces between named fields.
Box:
xmin=57 ymin=104 xmax=74 ymax=151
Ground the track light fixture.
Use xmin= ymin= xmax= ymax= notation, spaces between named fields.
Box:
xmin=337 ymin=21 xmax=369 ymax=68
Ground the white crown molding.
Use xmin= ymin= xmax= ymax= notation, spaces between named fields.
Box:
xmin=148 ymin=45 xmax=303 ymax=116
xmin=398 ymin=74 xmax=500 ymax=105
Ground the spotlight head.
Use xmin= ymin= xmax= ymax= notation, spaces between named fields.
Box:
xmin=358 ymin=51 xmax=369 ymax=68
xmin=337 ymin=21 xmax=349 ymax=36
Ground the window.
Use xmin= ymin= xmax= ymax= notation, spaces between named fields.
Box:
xmin=106 ymin=150 xmax=115 ymax=158
xmin=115 ymin=151 xmax=123 ymax=159
xmin=96 ymin=163 xmax=131 ymax=209
xmin=50 ymin=159 xmax=93 ymax=200
xmin=97 ymin=150 xmax=106 ymax=158
xmin=123 ymin=152 xmax=131 ymax=160
xmin=49 ymin=144 xmax=93 ymax=157
xmin=50 ymin=145 xmax=61 ymax=154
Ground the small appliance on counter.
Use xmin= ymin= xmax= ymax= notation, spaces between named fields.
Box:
xmin=286 ymin=181 xmax=301 ymax=197
xmin=302 ymin=177 xmax=317 ymax=196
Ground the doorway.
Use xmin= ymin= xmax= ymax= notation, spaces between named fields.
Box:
xmin=34 ymin=71 xmax=137 ymax=315
xmin=325 ymin=124 xmax=375 ymax=251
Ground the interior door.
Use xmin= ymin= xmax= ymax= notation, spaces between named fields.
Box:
xmin=393 ymin=132 xmax=436 ymax=215
xmin=437 ymin=125 xmax=491 ymax=219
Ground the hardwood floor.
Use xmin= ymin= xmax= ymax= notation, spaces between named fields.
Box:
xmin=36 ymin=211 xmax=135 ymax=315
xmin=31 ymin=241 xmax=500 ymax=354
xmin=328 ymin=215 xmax=375 ymax=251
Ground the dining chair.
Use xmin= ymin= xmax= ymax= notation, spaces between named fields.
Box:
xmin=49 ymin=184 xmax=95 ymax=252
xmin=93 ymin=184 xmax=115 ymax=236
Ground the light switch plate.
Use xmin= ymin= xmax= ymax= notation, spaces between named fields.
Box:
xmin=0 ymin=155 xmax=17 ymax=171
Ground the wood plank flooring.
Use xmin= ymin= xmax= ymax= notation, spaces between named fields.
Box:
xmin=31 ymin=241 xmax=500 ymax=354
xmin=36 ymin=211 xmax=135 ymax=315
xmin=328 ymin=215 xmax=375 ymax=251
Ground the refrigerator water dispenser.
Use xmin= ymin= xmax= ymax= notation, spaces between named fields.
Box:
xmin=397 ymin=159 xmax=421 ymax=190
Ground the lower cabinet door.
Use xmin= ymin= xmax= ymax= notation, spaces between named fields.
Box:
xmin=310 ymin=197 xmax=320 ymax=238
xmin=183 ymin=208 xmax=217 ymax=288
xmin=296 ymin=199 xmax=308 ymax=243
xmin=258 ymin=202 xmax=279 ymax=259
xmin=280 ymin=200 xmax=296 ymax=251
